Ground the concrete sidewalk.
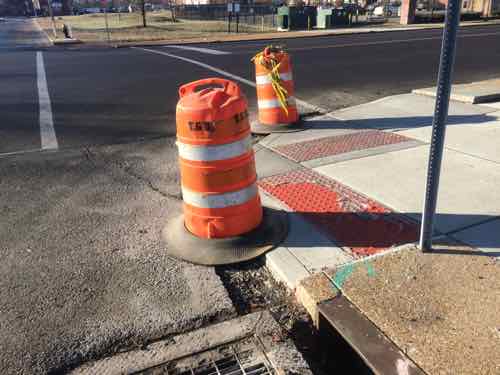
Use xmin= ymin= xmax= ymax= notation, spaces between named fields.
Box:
xmin=255 ymin=86 xmax=500 ymax=374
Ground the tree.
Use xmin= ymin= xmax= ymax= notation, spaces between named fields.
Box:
xmin=140 ymin=0 xmax=146 ymax=27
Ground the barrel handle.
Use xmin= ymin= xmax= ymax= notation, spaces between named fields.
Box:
xmin=179 ymin=78 xmax=241 ymax=98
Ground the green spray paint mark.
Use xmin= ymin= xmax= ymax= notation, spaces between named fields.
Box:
xmin=332 ymin=264 xmax=355 ymax=288
xmin=332 ymin=261 xmax=376 ymax=289
xmin=364 ymin=261 xmax=376 ymax=277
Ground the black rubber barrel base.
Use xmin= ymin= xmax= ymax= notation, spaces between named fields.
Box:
xmin=162 ymin=207 xmax=288 ymax=266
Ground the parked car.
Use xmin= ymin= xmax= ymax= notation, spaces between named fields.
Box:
xmin=82 ymin=8 xmax=101 ymax=14
xmin=373 ymin=3 xmax=400 ymax=16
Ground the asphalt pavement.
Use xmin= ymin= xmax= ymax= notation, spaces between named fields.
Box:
xmin=1 ymin=17 xmax=500 ymax=374
xmin=1 ymin=19 xmax=500 ymax=156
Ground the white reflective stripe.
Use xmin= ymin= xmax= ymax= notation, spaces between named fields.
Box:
xmin=256 ymin=72 xmax=293 ymax=85
xmin=177 ymin=135 xmax=252 ymax=162
xmin=182 ymin=184 xmax=258 ymax=208
xmin=258 ymin=97 xmax=296 ymax=109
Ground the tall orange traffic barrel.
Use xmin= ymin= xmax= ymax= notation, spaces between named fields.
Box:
xmin=163 ymin=78 xmax=288 ymax=266
xmin=251 ymin=46 xmax=301 ymax=134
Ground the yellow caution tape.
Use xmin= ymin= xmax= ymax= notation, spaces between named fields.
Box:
xmin=252 ymin=46 xmax=289 ymax=115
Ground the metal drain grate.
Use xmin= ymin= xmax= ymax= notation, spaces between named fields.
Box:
xmin=171 ymin=352 xmax=272 ymax=375
xmin=135 ymin=338 xmax=275 ymax=375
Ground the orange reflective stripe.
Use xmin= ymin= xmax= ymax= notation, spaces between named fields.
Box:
xmin=183 ymin=195 xmax=263 ymax=239
xmin=180 ymin=153 xmax=256 ymax=193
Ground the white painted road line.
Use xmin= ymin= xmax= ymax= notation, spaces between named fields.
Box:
xmin=163 ymin=45 xmax=231 ymax=55
xmin=287 ymin=31 xmax=500 ymax=52
xmin=36 ymin=51 xmax=58 ymax=150
xmin=0 ymin=148 xmax=43 ymax=159
xmin=133 ymin=47 xmax=328 ymax=114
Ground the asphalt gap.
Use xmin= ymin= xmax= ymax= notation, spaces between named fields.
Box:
xmin=132 ymin=47 xmax=328 ymax=114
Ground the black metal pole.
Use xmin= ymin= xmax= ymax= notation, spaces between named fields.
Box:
xmin=419 ymin=0 xmax=461 ymax=251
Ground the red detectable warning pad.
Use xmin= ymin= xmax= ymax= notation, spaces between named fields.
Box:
xmin=258 ymin=169 xmax=419 ymax=257
xmin=273 ymin=130 xmax=412 ymax=162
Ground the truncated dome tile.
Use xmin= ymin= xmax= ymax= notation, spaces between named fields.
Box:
xmin=272 ymin=130 xmax=412 ymax=162
xmin=259 ymin=169 xmax=419 ymax=256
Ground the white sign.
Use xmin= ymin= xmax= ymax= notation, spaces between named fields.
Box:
xmin=227 ymin=3 xmax=233 ymax=12
xmin=234 ymin=3 xmax=240 ymax=12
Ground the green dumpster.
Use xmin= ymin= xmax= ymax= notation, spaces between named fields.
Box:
xmin=277 ymin=6 xmax=290 ymax=30
xmin=316 ymin=8 xmax=332 ymax=29
xmin=277 ymin=5 xmax=316 ymax=30
xmin=332 ymin=7 xmax=350 ymax=26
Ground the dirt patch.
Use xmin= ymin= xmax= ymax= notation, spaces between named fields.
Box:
xmin=216 ymin=259 xmax=335 ymax=375
xmin=36 ymin=12 xmax=275 ymax=43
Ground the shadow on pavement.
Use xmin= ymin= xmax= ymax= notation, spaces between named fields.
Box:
xmin=303 ymin=113 xmax=498 ymax=131
xmin=279 ymin=210 xmax=500 ymax=256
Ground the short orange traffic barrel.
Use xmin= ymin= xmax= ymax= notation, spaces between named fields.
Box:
xmin=163 ymin=78 xmax=288 ymax=266
xmin=251 ymin=46 xmax=300 ymax=134
xmin=176 ymin=78 xmax=262 ymax=239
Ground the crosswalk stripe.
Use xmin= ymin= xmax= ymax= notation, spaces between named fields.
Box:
xmin=163 ymin=45 xmax=231 ymax=55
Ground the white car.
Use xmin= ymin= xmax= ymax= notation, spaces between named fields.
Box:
xmin=373 ymin=4 xmax=400 ymax=16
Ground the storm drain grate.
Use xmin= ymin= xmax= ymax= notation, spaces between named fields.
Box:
xmin=134 ymin=338 xmax=275 ymax=375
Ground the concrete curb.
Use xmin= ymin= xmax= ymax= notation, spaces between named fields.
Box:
xmin=33 ymin=19 xmax=82 ymax=46
xmin=33 ymin=18 xmax=54 ymax=46
xmin=109 ymin=18 xmax=500 ymax=48
xmin=413 ymin=79 xmax=500 ymax=104
xmin=295 ymin=272 xmax=339 ymax=327
xmin=53 ymin=38 xmax=83 ymax=45
xmin=70 ymin=311 xmax=313 ymax=374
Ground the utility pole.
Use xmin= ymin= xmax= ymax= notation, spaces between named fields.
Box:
xmin=47 ymin=0 xmax=57 ymax=39
xmin=419 ymin=0 xmax=461 ymax=251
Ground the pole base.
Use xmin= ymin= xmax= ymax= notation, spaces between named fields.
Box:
xmin=251 ymin=119 xmax=304 ymax=135
xmin=162 ymin=206 xmax=288 ymax=266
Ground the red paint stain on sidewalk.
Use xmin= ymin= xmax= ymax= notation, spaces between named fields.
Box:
xmin=259 ymin=169 xmax=419 ymax=256
xmin=273 ymin=130 xmax=411 ymax=162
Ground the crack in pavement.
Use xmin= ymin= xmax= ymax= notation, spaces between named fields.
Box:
xmin=82 ymin=145 xmax=182 ymax=201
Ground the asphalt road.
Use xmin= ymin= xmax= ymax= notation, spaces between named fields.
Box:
xmin=1 ymin=19 xmax=500 ymax=155
xmin=1 ymin=17 xmax=500 ymax=374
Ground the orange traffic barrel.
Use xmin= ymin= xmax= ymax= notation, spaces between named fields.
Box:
xmin=163 ymin=78 xmax=288 ymax=265
xmin=176 ymin=78 xmax=261 ymax=238
xmin=251 ymin=46 xmax=301 ymax=134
